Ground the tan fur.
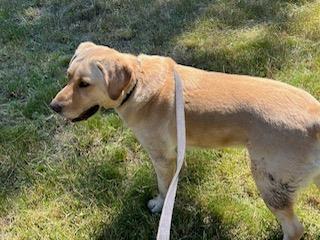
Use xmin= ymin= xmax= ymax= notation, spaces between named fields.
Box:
xmin=271 ymin=206 xmax=304 ymax=240
xmin=51 ymin=42 xmax=320 ymax=240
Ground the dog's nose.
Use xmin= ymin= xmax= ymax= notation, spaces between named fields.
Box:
xmin=50 ymin=101 xmax=62 ymax=113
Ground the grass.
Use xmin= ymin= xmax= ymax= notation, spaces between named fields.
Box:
xmin=0 ymin=0 xmax=320 ymax=239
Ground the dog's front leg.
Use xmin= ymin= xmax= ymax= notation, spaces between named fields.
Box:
xmin=148 ymin=154 xmax=176 ymax=213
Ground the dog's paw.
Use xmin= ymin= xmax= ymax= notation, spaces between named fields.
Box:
xmin=147 ymin=195 xmax=164 ymax=213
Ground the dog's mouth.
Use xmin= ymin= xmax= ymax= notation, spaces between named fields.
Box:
xmin=71 ymin=105 xmax=100 ymax=122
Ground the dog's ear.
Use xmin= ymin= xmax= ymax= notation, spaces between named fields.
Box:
xmin=70 ymin=42 xmax=96 ymax=65
xmin=76 ymin=41 xmax=96 ymax=53
xmin=97 ymin=61 xmax=132 ymax=101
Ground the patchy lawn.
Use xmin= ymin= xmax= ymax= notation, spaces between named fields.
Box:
xmin=0 ymin=0 xmax=319 ymax=239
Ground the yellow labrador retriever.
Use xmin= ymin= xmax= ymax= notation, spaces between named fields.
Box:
xmin=50 ymin=42 xmax=320 ymax=240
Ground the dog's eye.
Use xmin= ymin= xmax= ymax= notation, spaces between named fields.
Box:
xmin=79 ymin=81 xmax=90 ymax=88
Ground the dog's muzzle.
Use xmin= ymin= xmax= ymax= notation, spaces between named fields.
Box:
xmin=71 ymin=105 xmax=100 ymax=122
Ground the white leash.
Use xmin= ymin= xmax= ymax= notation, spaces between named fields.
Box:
xmin=156 ymin=70 xmax=186 ymax=240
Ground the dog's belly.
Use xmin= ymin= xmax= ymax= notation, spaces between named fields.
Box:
xmin=185 ymin=112 xmax=249 ymax=148
xmin=186 ymin=126 xmax=248 ymax=148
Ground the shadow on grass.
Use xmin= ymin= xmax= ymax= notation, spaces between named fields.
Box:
xmin=77 ymin=150 xmax=232 ymax=240
xmin=95 ymin=193 xmax=233 ymax=240
xmin=68 ymin=141 xmax=285 ymax=239
xmin=89 ymin=149 xmax=282 ymax=240
xmin=0 ymin=0 xmax=316 ymax=238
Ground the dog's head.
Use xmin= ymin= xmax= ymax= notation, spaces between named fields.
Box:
xmin=50 ymin=42 xmax=136 ymax=122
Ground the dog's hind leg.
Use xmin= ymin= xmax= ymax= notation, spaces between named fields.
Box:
xmin=270 ymin=206 xmax=304 ymax=240
xmin=249 ymin=151 xmax=304 ymax=240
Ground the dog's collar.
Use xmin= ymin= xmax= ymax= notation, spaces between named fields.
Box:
xmin=119 ymin=81 xmax=137 ymax=107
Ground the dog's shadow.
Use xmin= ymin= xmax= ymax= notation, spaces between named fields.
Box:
xmin=73 ymin=144 xmax=282 ymax=240
xmin=92 ymin=155 xmax=234 ymax=240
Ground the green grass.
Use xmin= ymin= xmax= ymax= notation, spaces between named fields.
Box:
xmin=1 ymin=0 xmax=320 ymax=239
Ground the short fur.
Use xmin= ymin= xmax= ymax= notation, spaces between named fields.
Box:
xmin=51 ymin=42 xmax=320 ymax=240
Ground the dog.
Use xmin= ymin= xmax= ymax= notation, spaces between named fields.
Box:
xmin=50 ymin=42 xmax=320 ymax=240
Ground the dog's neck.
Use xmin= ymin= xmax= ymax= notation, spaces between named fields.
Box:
xmin=115 ymin=55 xmax=167 ymax=127
xmin=118 ymin=78 xmax=138 ymax=107
xmin=115 ymin=57 xmax=142 ymax=120
xmin=115 ymin=56 xmax=142 ymax=109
